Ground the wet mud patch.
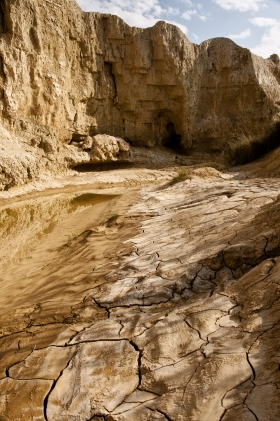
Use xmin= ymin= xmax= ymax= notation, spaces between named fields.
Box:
xmin=70 ymin=192 xmax=118 ymax=207
xmin=0 ymin=191 xmax=117 ymax=268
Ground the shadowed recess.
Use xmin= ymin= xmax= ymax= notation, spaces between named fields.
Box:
xmin=229 ymin=121 xmax=280 ymax=165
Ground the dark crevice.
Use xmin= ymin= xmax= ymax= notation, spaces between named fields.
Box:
xmin=95 ymin=298 xmax=176 ymax=310
xmin=92 ymin=298 xmax=110 ymax=318
xmin=43 ymin=349 xmax=79 ymax=421
xmin=155 ymin=409 xmax=174 ymax=421
xmin=4 ymin=345 xmax=37 ymax=379
xmin=129 ymin=339 xmax=143 ymax=390
xmin=43 ymin=380 xmax=55 ymax=421
xmin=245 ymin=405 xmax=259 ymax=421
xmin=219 ymin=408 xmax=227 ymax=421
xmin=8 ymin=376 xmax=56 ymax=382
xmin=247 ymin=320 xmax=280 ymax=355
xmin=74 ymin=161 xmax=135 ymax=172
xmin=246 ymin=353 xmax=256 ymax=381
xmin=0 ymin=0 xmax=12 ymax=36
xmin=104 ymin=62 xmax=117 ymax=98
xmin=0 ymin=1 xmax=7 ymax=34
xmin=148 ymin=348 xmax=205 ymax=373
xmin=220 ymin=377 xmax=252 ymax=409
xmin=65 ymin=339 xmax=130 ymax=346
xmin=0 ymin=55 xmax=6 ymax=81
xmin=184 ymin=318 xmax=205 ymax=341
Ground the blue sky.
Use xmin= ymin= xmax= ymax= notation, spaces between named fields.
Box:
xmin=76 ymin=0 xmax=280 ymax=58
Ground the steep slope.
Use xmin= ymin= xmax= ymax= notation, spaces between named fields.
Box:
xmin=0 ymin=0 xmax=280 ymax=190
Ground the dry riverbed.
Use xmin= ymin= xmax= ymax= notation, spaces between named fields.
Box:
xmin=0 ymin=164 xmax=280 ymax=421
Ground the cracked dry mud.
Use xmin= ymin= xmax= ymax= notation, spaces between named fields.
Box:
xmin=0 ymin=167 xmax=280 ymax=421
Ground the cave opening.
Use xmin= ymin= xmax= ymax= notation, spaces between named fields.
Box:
xmin=0 ymin=1 xmax=10 ymax=34
xmin=0 ymin=2 xmax=6 ymax=33
xmin=0 ymin=56 xmax=5 ymax=81
xmin=163 ymin=122 xmax=182 ymax=152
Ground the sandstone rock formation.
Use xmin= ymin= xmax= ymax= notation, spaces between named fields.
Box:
xmin=0 ymin=124 xmax=131 ymax=190
xmin=0 ymin=0 xmax=280 ymax=189
xmin=1 ymin=1 xmax=280 ymax=417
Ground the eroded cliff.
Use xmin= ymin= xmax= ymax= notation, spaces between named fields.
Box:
xmin=0 ymin=0 xmax=280 ymax=190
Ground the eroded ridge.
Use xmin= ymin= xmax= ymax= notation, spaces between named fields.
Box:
xmin=1 ymin=173 xmax=280 ymax=420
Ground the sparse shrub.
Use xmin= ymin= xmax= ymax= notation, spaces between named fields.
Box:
xmin=169 ymin=169 xmax=192 ymax=185
xmin=67 ymin=233 xmax=77 ymax=242
xmin=199 ymin=162 xmax=225 ymax=171
xmin=106 ymin=213 xmax=119 ymax=223
xmin=228 ymin=121 xmax=280 ymax=165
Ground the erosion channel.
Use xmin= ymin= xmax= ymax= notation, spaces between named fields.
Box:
xmin=0 ymin=161 xmax=280 ymax=421
xmin=0 ymin=0 xmax=280 ymax=418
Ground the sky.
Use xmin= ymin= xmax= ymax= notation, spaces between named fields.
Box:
xmin=76 ymin=0 xmax=280 ymax=58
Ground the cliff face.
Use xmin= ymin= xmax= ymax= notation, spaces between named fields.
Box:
xmin=0 ymin=0 xmax=280 ymax=189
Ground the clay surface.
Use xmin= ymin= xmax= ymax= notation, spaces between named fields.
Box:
xmin=1 ymin=163 xmax=280 ymax=420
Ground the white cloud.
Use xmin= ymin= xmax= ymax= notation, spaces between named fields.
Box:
xmin=192 ymin=32 xmax=199 ymax=40
xmin=249 ymin=17 xmax=278 ymax=27
xmin=213 ymin=0 xmax=265 ymax=12
xmin=166 ymin=7 xmax=180 ymax=16
xmin=182 ymin=9 xmax=197 ymax=20
xmin=181 ymin=0 xmax=193 ymax=6
xmin=250 ymin=18 xmax=280 ymax=57
xmin=76 ymin=0 xmax=187 ymax=32
xmin=77 ymin=0 xmax=161 ymax=16
xmin=199 ymin=15 xmax=208 ymax=22
xmin=197 ymin=3 xmax=203 ymax=9
xmin=166 ymin=20 xmax=188 ymax=34
xmin=228 ymin=28 xmax=251 ymax=39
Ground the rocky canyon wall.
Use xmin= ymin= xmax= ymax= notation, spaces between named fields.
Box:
xmin=0 ymin=0 xmax=280 ymax=189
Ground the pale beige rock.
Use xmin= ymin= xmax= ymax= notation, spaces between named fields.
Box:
xmin=69 ymin=319 xmax=122 ymax=343
xmin=134 ymin=314 xmax=204 ymax=352
xmin=246 ymin=384 xmax=280 ymax=420
xmin=153 ymin=354 xmax=251 ymax=421
xmin=0 ymin=324 xmax=77 ymax=378
xmin=9 ymin=345 xmax=77 ymax=380
xmin=140 ymin=351 xmax=204 ymax=394
xmin=205 ymin=327 xmax=255 ymax=356
xmin=125 ymin=390 xmax=158 ymax=404
xmin=0 ymin=378 xmax=52 ymax=421
xmin=223 ymin=379 xmax=254 ymax=410
xmin=186 ymin=309 xmax=225 ymax=340
xmin=248 ymin=323 xmax=280 ymax=385
xmin=111 ymin=391 xmax=159 ymax=416
xmin=112 ymin=405 xmax=167 ymax=421
xmin=221 ymin=405 xmax=256 ymax=421
xmin=47 ymin=341 xmax=139 ymax=419
xmin=90 ymin=134 xmax=130 ymax=163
